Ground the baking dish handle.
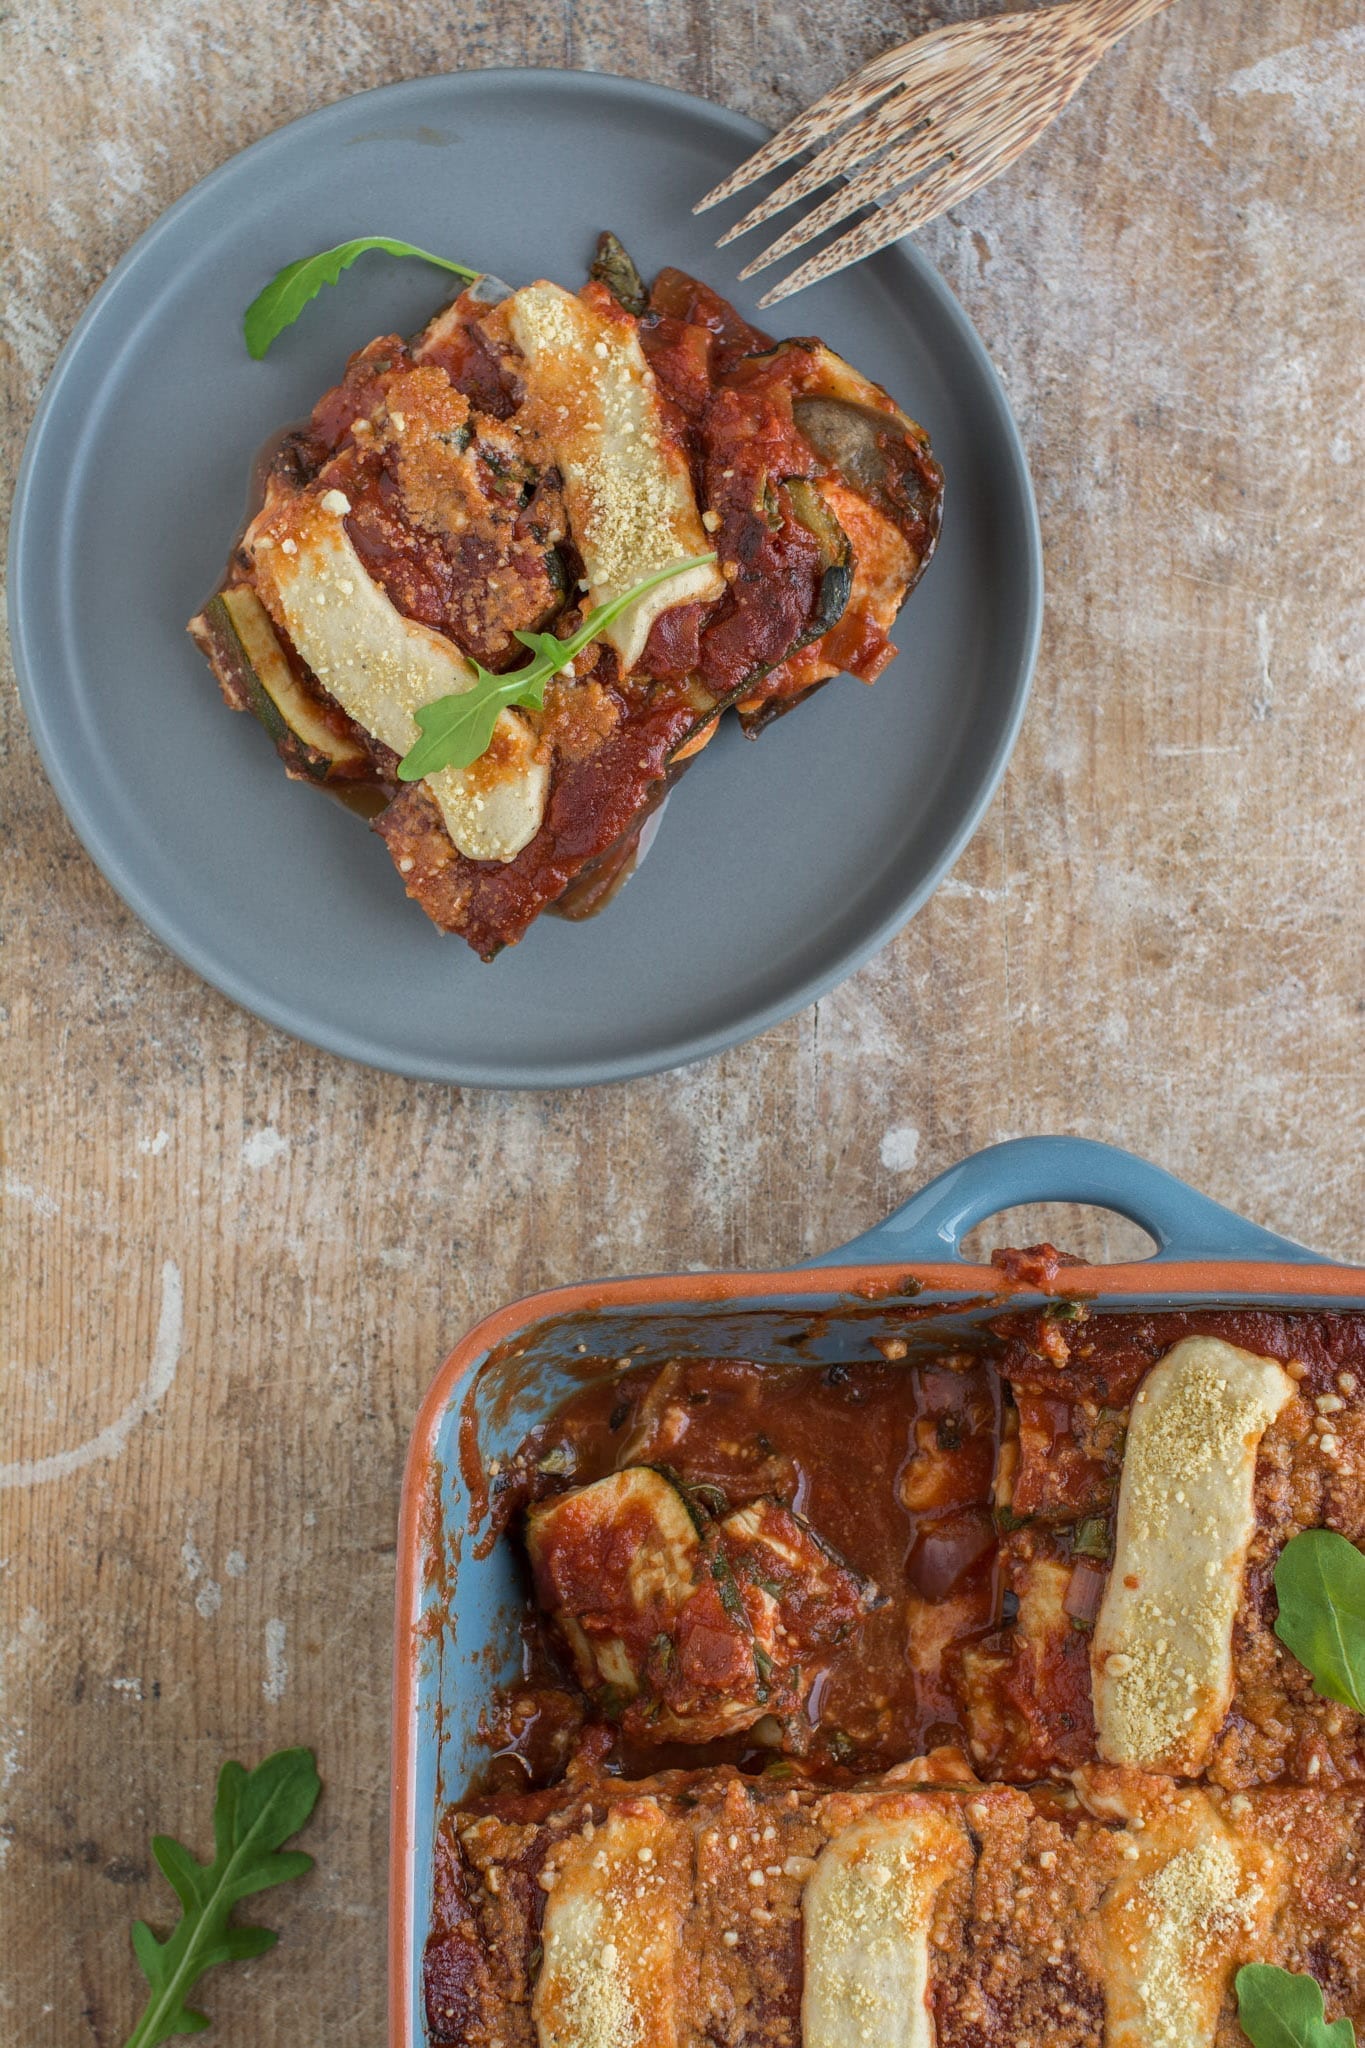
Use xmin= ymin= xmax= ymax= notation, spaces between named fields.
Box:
xmin=810 ymin=1136 xmax=1323 ymax=1268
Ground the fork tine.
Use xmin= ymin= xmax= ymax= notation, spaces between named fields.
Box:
xmin=735 ymin=151 xmax=924 ymax=281
xmin=755 ymin=176 xmax=960 ymax=308
xmin=694 ymin=70 xmax=905 ymax=217
xmin=733 ymin=89 xmax=1006 ymax=283
xmin=714 ymin=86 xmax=930 ymax=249
xmin=754 ymin=93 xmax=1059 ymax=306
xmin=695 ymin=7 xmax=1058 ymax=217
xmin=716 ymin=20 xmax=1060 ymax=255
xmin=692 ymin=20 xmax=972 ymax=215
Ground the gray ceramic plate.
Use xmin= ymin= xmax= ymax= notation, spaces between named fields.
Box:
xmin=9 ymin=69 xmax=1041 ymax=1087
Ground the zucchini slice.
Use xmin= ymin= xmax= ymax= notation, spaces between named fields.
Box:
xmin=741 ymin=338 xmax=942 ymax=546
xmin=1092 ymin=1337 xmax=1295 ymax=1776
xmin=526 ymin=1467 xmax=705 ymax=1699
xmin=655 ymin=486 xmax=852 ymax=767
xmin=718 ymin=1497 xmax=880 ymax=1669
xmin=780 ymin=479 xmax=854 ymax=650
xmin=527 ymin=1470 xmax=882 ymax=1742
xmin=194 ymin=586 xmax=371 ymax=782
xmin=527 ymin=1465 xmax=703 ymax=1606
xmin=533 ymin=1803 xmax=686 ymax=2048
xmin=792 ymin=344 xmax=941 ymax=536
xmin=505 ymin=282 xmax=725 ymax=674
xmin=249 ymin=496 xmax=549 ymax=863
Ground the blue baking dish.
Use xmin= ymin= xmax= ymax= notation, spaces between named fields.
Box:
xmin=389 ymin=1134 xmax=1361 ymax=2043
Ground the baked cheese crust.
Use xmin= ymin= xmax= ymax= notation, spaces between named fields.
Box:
xmin=425 ymin=1763 xmax=1365 ymax=2048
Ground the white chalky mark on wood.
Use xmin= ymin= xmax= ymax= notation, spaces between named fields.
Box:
xmin=879 ymin=1124 xmax=921 ymax=1172
xmin=0 ymin=1260 xmax=184 ymax=1490
xmin=1224 ymin=27 xmax=1365 ymax=148
xmin=242 ymin=1125 xmax=290 ymax=1169
xmin=263 ymin=1619 xmax=288 ymax=1703
xmin=3 ymin=1172 xmax=59 ymax=1218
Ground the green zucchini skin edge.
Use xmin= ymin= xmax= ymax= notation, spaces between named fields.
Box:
xmin=201 ymin=592 xmax=292 ymax=752
xmin=200 ymin=589 xmax=370 ymax=784
xmin=782 ymin=478 xmax=855 ymax=653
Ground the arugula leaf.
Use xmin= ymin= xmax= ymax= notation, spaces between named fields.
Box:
xmin=243 ymin=239 xmax=481 ymax=359
xmin=1236 ymin=1963 xmax=1356 ymax=2048
xmin=398 ymin=655 xmax=549 ymax=785
xmin=397 ymin=554 xmax=717 ymax=781
xmin=1273 ymin=1527 xmax=1365 ymax=1711
xmin=121 ymin=1747 xmax=321 ymax=2047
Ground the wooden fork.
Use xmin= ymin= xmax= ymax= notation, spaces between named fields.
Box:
xmin=695 ymin=0 xmax=1177 ymax=306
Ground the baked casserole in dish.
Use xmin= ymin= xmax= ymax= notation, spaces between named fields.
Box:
xmin=392 ymin=1138 xmax=1365 ymax=2048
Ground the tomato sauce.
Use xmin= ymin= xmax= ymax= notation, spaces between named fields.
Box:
xmin=473 ymin=1306 xmax=1365 ymax=1795
xmin=481 ymin=1353 xmax=1005 ymax=1788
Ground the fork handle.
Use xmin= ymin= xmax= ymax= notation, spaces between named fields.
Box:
xmin=1080 ymin=0 xmax=1179 ymax=46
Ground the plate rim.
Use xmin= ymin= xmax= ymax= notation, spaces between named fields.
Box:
xmin=8 ymin=65 xmax=1043 ymax=1089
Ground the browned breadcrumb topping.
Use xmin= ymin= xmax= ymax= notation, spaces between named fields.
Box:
xmin=424 ymin=1765 xmax=1365 ymax=2046
xmin=540 ymin=675 xmax=622 ymax=763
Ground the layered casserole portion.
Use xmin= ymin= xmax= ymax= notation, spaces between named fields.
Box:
xmin=190 ymin=237 xmax=942 ymax=955
xmin=429 ymin=1306 xmax=1365 ymax=2046
xmin=428 ymin=1763 xmax=1365 ymax=2048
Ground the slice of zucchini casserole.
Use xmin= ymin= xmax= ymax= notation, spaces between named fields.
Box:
xmin=189 ymin=234 xmax=942 ymax=956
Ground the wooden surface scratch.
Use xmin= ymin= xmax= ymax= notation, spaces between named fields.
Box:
xmin=2 ymin=3 xmax=1363 ymax=2041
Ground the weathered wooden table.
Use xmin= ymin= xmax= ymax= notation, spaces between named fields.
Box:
xmin=3 ymin=3 xmax=1362 ymax=2040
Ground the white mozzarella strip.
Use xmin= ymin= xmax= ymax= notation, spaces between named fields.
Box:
xmin=801 ymin=1802 xmax=968 ymax=2048
xmin=1092 ymin=1337 xmax=1295 ymax=1773
xmin=1096 ymin=1789 xmax=1279 ymax=2048
xmin=534 ymin=1801 xmax=683 ymax=2048
xmin=507 ymin=282 xmax=723 ymax=672
xmin=248 ymin=497 xmax=548 ymax=863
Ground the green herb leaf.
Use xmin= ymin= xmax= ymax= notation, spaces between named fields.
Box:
xmin=243 ymin=239 xmax=481 ymax=359
xmin=1273 ymin=1527 xmax=1365 ymax=1711
xmin=396 ymin=554 xmax=717 ymax=781
xmin=1072 ymin=1516 xmax=1112 ymax=1562
xmin=710 ymin=1548 xmax=747 ymax=1621
xmin=121 ymin=1747 xmax=321 ymax=2048
xmin=1235 ymin=1963 xmax=1356 ymax=2048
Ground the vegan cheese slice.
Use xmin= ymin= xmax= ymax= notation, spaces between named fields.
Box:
xmin=801 ymin=1801 xmax=970 ymax=2048
xmin=533 ymin=1799 xmax=686 ymax=2048
xmin=507 ymin=282 xmax=724 ymax=673
xmin=1091 ymin=1336 xmax=1295 ymax=1774
xmin=1092 ymin=1781 xmax=1281 ymax=2048
xmin=249 ymin=493 xmax=548 ymax=863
